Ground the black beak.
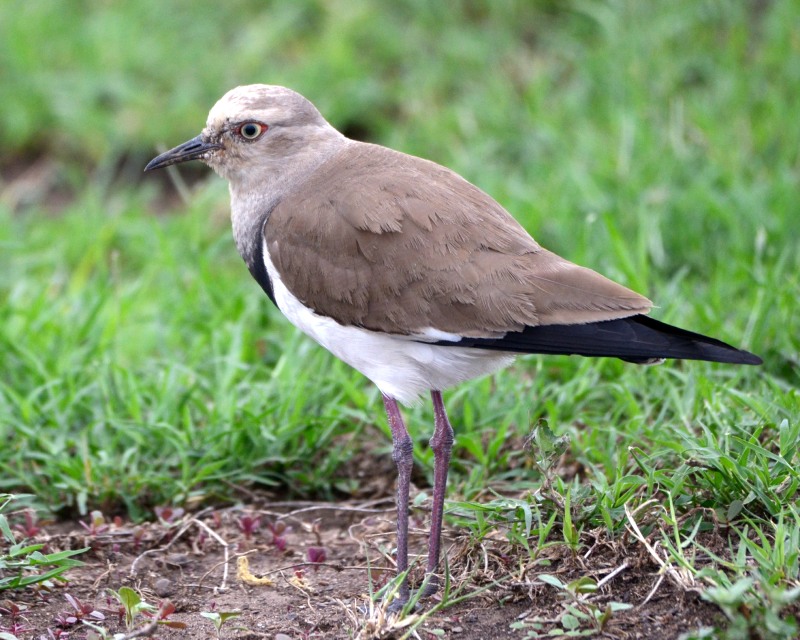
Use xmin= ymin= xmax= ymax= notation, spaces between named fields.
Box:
xmin=144 ymin=135 xmax=222 ymax=172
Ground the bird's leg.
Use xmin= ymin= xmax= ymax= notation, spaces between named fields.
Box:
xmin=382 ymin=393 xmax=414 ymax=608
xmin=419 ymin=389 xmax=455 ymax=599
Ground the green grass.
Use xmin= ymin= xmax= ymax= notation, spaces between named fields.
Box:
xmin=1 ymin=0 xmax=798 ymax=636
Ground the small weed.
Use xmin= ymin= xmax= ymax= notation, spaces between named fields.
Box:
xmin=107 ymin=588 xmax=186 ymax=634
xmin=109 ymin=586 xmax=152 ymax=630
xmin=236 ymin=513 xmax=260 ymax=540
xmin=266 ymin=521 xmax=289 ymax=552
xmin=13 ymin=511 xmax=42 ymax=539
xmin=699 ymin=572 xmax=800 ymax=638
xmin=0 ymin=496 xmax=87 ymax=592
xmin=561 ymin=489 xmax=581 ymax=555
xmin=78 ymin=512 xmax=109 ymax=538
xmin=200 ymin=610 xmax=241 ymax=638
xmin=130 ymin=526 xmax=145 ymax=552
xmin=306 ymin=546 xmax=326 ymax=570
xmin=527 ymin=420 xmax=570 ymax=509
xmin=154 ymin=506 xmax=185 ymax=525
xmin=54 ymin=594 xmax=105 ymax=629
xmin=0 ymin=601 xmax=30 ymax=637
xmin=510 ymin=573 xmax=632 ymax=637
xmin=448 ymin=494 xmax=557 ymax=560
xmin=144 ymin=601 xmax=186 ymax=630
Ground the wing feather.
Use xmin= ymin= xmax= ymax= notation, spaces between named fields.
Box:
xmin=266 ymin=143 xmax=651 ymax=337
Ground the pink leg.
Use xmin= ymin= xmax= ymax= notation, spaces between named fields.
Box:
xmin=382 ymin=394 xmax=413 ymax=607
xmin=420 ymin=389 xmax=454 ymax=598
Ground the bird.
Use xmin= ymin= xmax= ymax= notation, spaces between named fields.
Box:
xmin=145 ymin=84 xmax=761 ymax=609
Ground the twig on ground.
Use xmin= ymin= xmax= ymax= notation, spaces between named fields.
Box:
xmin=259 ymin=498 xmax=394 ymax=510
xmin=595 ymin=560 xmax=630 ymax=590
xmin=641 ymin=572 xmax=666 ymax=607
xmin=624 ymin=503 xmax=695 ymax=593
xmin=192 ymin=516 xmax=230 ymax=591
xmin=281 ymin=504 xmax=396 ymax=518
xmin=91 ymin=559 xmax=115 ymax=589
xmin=254 ymin=502 xmax=397 ymax=531
xmin=582 ymin=539 xmax=599 ymax=560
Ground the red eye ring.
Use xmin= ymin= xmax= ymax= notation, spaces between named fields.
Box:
xmin=237 ymin=122 xmax=268 ymax=140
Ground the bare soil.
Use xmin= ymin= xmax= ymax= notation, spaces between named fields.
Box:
xmin=2 ymin=500 xmax=723 ymax=640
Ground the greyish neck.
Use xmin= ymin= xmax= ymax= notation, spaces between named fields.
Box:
xmin=228 ymin=132 xmax=349 ymax=267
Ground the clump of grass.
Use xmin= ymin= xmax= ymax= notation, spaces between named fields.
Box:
xmin=0 ymin=495 xmax=87 ymax=592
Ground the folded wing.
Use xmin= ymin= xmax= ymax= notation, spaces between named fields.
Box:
xmin=267 ymin=143 xmax=651 ymax=338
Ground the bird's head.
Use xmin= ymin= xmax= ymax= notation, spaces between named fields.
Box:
xmin=145 ymin=84 xmax=343 ymax=183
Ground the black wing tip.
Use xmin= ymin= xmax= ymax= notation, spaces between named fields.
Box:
xmin=632 ymin=315 xmax=762 ymax=365
xmin=722 ymin=350 xmax=762 ymax=366
xmin=655 ymin=347 xmax=763 ymax=366
xmin=433 ymin=314 xmax=763 ymax=366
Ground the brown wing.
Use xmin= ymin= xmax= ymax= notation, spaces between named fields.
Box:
xmin=266 ymin=142 xmax=651 ymax=337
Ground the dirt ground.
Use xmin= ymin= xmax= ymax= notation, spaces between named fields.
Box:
xmin=1 ymin=499 xmax=724 ymax=640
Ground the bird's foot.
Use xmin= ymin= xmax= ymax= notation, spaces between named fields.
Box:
xmin=385 ymin=595 xmax=410 ymax=615
xmin=385 ymin=575 xmax=440 ymax=615
xmin=416 ymin=576 xmax=440 ymax=600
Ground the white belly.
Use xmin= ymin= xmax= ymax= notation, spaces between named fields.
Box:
xmin=263 ymin=243 xmax=515 ymax=405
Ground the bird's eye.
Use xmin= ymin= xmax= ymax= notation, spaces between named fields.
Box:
xmin=237 ymin=122 xmax=267 ymax=140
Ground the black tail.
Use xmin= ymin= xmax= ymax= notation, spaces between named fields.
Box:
xmin=442 ymin=314 xmax=762 ymax=365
